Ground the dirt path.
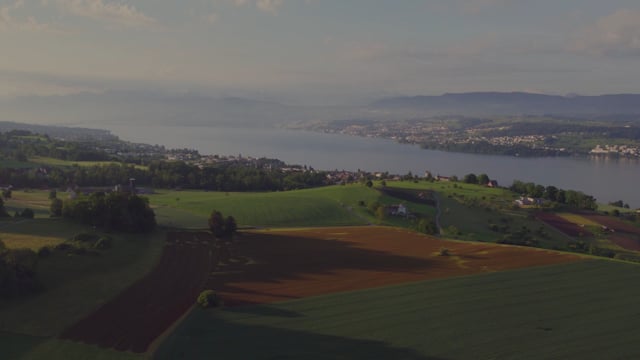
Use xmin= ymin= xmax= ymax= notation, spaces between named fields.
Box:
xmin=433 ymin=192 xmax=443 ymax=235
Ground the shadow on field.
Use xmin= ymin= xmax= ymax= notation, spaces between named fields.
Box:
xmin=155 ymin=308 xmax=445 ymax=360
xmin=0 ymin=331 xmax=46 ymax=359
xmin=207 ymin=231 xmax=436 ymax=306
xmin=226 ymin=304 xmax=303 ymax=318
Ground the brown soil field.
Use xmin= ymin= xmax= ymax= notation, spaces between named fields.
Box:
xmin=59 ymin=232 xmax=215 ymax=353
xmin=206 ymin=226 xmax=581 ymax=306
xmin=580 ymin=214 xmax=640 ymax=251
xmin=536 ymin=212 xmax=592 ymax=237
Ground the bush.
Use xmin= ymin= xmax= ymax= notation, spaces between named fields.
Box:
xmin=438 ymin=247 xmax=450 ymax=256
xmin=54 ymin=243 xmax=74 ymax=251
xmin=197 ymin=289 xmax=222 ymax=308
xmin=94 ymin=236 xmax=113 ymax=250
xmin=72 ymin=233 xmax=99 ymax=243
xmin=16 ymin=208 xmax=35 ymax=219
xmin=37 ymin=246 xmax=52 ymax=258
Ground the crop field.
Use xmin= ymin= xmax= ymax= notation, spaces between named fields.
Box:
xmin=385 ymin=179 xmax=516 ymax=204
xmin=536 ymin=212 xmax=592 ymax=237
xmin=580 ymin=214 xmax=640 ymax=251
xmin=0 ymin=230 xmax=164 ymax=339
xmin=557 ymin=212 xmax=602 ymax=227
xmin=158 ymin=259 xmax=640 ymax=359
xmin=60 ymin=231 xmax=215 ymax=353
xmin=203 ymin=227 xmax=580 ymax=306
xmin=0 ymin=218 xmax=92 ymax=250
xmin=3 ymin=190 xmax=53 ymax=218
xmin=149 ymin=185 xmax=382 ymax=228
xmin=29 ymin=156 xmax=148 ymax=169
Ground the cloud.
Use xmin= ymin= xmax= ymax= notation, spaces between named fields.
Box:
xmin=0 ymin=0 xmax=53 ymax=32
xmin=229 ymin=0 xmax=284 ymax=14
xmin=204 ymin=12 xmax=218 ymax=24
xmin=256 ymin=0 xmax=283 ymax=14
xmin=55 ymin=0 xmax=156 ymax=27
xmin=461 ymin=0 xmax=510 ymax=14
xmin=572 ymin=9 xmax=640 ymax=56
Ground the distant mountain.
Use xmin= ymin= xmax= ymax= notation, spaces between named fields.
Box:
xmin=371 ymin=92 xmax=640 ymax=116
xmin=0 ymin=91 xmax=353 ymax=128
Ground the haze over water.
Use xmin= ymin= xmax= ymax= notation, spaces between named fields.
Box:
xmin=104 ymin=124 xmax=640 ymax=208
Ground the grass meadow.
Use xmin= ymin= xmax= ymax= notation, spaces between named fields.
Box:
xmin=384 ymin=180 xmax=572 ymax=247
xmin=150 ymin=185 xmax=384 ymax=228
xmin=0 ymin=226 xmax=165 ymax=339
xmin=157 ymin=259 xmax=640 ymax=360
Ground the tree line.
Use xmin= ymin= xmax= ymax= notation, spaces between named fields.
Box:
xmin=510 ymin=180 xmax=598 ymax=210
xmin=0 ymin=160 xmax=328 ymax=192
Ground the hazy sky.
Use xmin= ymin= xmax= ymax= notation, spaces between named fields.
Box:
xmin=1 ymin=0 xmax=640 ymax=104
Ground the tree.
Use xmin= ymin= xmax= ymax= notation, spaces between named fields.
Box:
xmin=224 ymin=216 xmax=237 ymax=238
xmin=197 ymin=289 xmax=221 ymax=308
xmin=463 ymin=173 xmax=478 ymax=184
xmin=477 ymin=173 xmax=489 ymax=186
xmin=50 ymin=198 xmax=63 ymax=217
xmin=208 ymin=210 xmax=237 ymax=239
xmin=416 ymin=218 xmax=438 ymax=235
xmin=208 ymin=210 xmax=225 ymax=237
xmin=0 ymin=198 xmax=8 ymax=217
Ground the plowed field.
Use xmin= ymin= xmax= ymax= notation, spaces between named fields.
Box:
xmin=580 ymin=214 xmax=640 ymax=251
xmin=536 ymin=212 xmax=591 ymax=237
xmin=60 ymin=232 xmax=215 ymax=353
xmin=207 ymin=226 xmax=581 ymax=306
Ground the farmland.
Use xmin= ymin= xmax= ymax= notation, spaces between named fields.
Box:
xmin=3 ymin=181 xmax=640 ymax=359
xmin=158 ymin=259 xmax=640 ymax=359
xmin=204 ymin=227 xmax=580 ymax=306
xmin=536 ymin=212 xmax=592 ymax=237
xmin=60 ymin=232 xmax=215 ymax=353
xmin=149 ymin=185 xmax=433 ymax=229
xmin=0 ymin=226 xmax=165 ymax=338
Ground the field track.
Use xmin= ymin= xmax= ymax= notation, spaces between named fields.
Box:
xmin=59 ymin=232 xmax=215 ymax=353
xmin=207 ymin=226 xmax=581 ymax=306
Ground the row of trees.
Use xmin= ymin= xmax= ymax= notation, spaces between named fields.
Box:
xmin=510 ymin=180 xmax=598 ymax=210
xmin=462 ymin=173 xmax=491 ymax=185
xmin=60 ymin=192 xmax=156 ymax=233
xmin=0 ymin=161 xmax=328 ymax=192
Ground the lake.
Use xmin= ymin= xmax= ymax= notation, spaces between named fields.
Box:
xmin=100 ymin=124 xmax=640 ymax=207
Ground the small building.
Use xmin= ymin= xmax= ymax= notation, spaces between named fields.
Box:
xmin=387 ymin=204 xmax=408 ymax=217
xmin=436 ymin=175 xmax=450 ymax=182
xmin=487 ymin=180 xmax=499 ymax=188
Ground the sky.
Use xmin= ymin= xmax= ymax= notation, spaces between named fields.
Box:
xmin=1 ymin=0 xmax=640 ymax=104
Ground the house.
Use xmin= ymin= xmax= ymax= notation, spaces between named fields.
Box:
xmin=487 ymin=180 xmax=499 ymax=188
xmin=514 ymin=196 xmax=543 ymax=207
xmin=436 ymin=175 xmax=450 ymax=182
xmin=387 ymin=204 xmax=408 ymax=217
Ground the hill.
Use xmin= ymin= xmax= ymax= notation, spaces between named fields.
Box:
xmin=372 ymin=92 xmax=640 ymax=117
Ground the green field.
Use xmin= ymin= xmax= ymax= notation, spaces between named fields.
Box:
xmin=3 ymin=190 xmax=54 ymax=218
xmin=0 ymin=227 xmax=165 ymax=338
xmin=383 ymin=180 xmax=572 ymax=246
xmin=0 ymin=218 xmax=93 ymax=250
xmin=150 ymin=185 xmax=383 ymax=228
xmin=29 ymin=156 xmax=147 ymax=169
xmin=157 ymin=260 xmax=640 ymax=359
